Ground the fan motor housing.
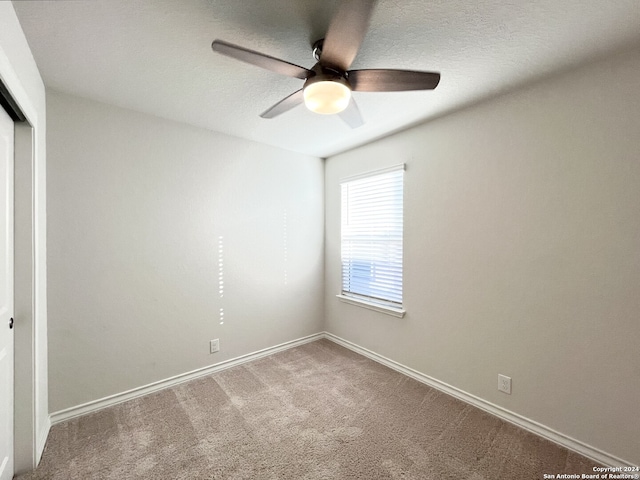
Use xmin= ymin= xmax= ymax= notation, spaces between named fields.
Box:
xmin=304 ymin=63 xmax=351 ymax=90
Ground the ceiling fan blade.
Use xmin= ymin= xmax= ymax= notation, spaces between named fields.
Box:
xmin=321 ymin=0 xmax=376 ymax=71
xmin=212 ymin=40 xmax=311 ymax=80
xmin=348 ymin=69 xmax=441 ymax=91
xmin=260 ymin=89 xmax=305 ymax=119
xmin=338 ymin=98 xmax=364 ymax=128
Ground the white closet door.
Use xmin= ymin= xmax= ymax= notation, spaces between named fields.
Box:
xmin=0 ymin=105 xmax=15 ymax=480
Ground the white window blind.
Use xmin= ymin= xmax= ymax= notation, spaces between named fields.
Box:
xmin=341 ymin=165 xmax=404 ymax=308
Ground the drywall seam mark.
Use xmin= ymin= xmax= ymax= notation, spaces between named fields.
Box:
xmin=218 ymin=235 xmax=224 ymax=325
xmin=283 ymin=209 xmax=288 ymax=286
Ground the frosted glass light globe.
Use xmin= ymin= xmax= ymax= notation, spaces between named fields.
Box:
xmin=303 ymin=80 xmax=351 ymax=114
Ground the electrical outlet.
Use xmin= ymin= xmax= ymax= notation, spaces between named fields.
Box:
xmin=210 ymin=339 xmax=220 ymax=354
xmin=498 ymin=374 xmax=511 ymax=394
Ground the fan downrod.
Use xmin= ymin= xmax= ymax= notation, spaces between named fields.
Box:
xmin=312 ymin=39 xmax=324 ymax=61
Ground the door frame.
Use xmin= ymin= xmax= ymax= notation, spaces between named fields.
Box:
xmin=0 ymin=77 xmax=40 ymax=473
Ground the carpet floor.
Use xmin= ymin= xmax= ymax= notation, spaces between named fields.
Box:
xmin=17 ymin=339 xmax=598 ymax=479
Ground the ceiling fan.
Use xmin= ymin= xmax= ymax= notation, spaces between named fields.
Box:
xmin=211 ymin=0 xmax=440 ymax=128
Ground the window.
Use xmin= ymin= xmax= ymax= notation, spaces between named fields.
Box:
xmin=339 ymin=164 xmax=404 ymax=317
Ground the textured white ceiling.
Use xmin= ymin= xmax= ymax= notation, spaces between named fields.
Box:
xmin=12 ymin=0 xmax=640 ymax=157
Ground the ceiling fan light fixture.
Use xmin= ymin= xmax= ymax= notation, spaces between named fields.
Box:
xmin=211 ymin=2 xmax=440 ymax=126
xmin=303 ymin=78 xmax=351 ymax=115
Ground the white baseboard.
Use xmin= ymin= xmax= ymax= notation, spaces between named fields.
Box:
xmin=49 ymin=332 xmax=324 ymax=425
xmin=322 ymin=332 xmax=636 ymax=469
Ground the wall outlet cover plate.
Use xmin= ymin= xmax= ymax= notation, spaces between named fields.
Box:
xmin=498 ymin=374 xmax=512 ymax=394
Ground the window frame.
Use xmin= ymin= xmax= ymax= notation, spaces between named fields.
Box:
xmin=337 ymin=164 xmax=406 ymax=318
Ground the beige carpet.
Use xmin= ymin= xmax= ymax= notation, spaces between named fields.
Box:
xmin=17 ymin=339 xmax=598 ymax=479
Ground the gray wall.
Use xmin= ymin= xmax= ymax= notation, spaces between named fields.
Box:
xmin=325 ymin=48 xmax=640 ymax=465
xmin=46 ymin=91 xmax=324 ymax=412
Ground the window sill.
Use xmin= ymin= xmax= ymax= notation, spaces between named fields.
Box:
xmin=336 ymin=294 xmax=406 ymax=318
